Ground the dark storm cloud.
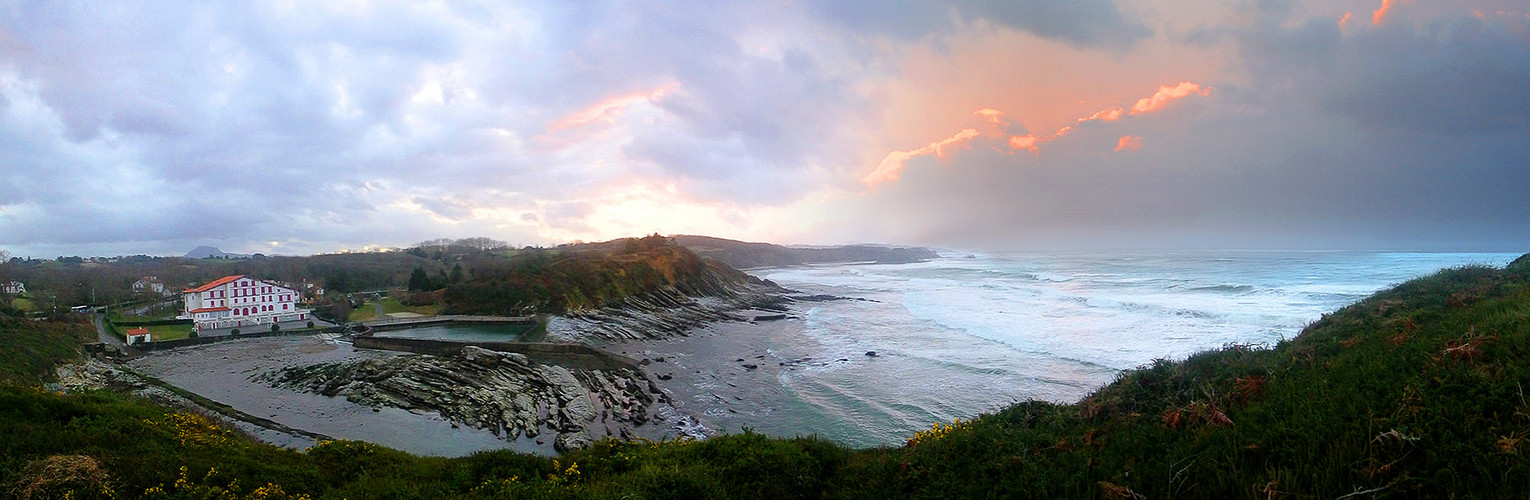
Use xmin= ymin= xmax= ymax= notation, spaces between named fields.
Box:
xmin=862 ymin=7 xmax=1530 ymax=251
xmin=805 ymin=0 xmax=1151 ymax=48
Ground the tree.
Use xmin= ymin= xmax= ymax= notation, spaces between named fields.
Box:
xmin=408 ymin=267 xmax=430 ymax=291
xmin=449 ymin=263 xmax=464 ymax=284
xmin=330 ymin=300 xmax=352 ymax=323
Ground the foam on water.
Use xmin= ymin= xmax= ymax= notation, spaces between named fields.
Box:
xmin=756 ymin=251 xmax=1518 ymax=447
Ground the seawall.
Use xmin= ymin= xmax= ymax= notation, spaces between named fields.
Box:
xmin=363 ymin=314 xmax=538 ymax=332
xmin=352 ymin=336 xmax=640 ymax=371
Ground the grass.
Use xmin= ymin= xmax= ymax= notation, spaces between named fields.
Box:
xmin=348 ymin=296 xmax=443 ymax=322
xmin=1 ymin=255 xmax=1528 ymax=498
xmin=0 ymin=317 xmax=93 ymax=385
xmin=141 ymin=324 xmax=193 ymax=342
xmin=12 ymin=297 xmax=34 ymax=312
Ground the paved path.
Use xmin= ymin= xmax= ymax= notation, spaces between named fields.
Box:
xmin=91 ymin=313 xmax=125 ymax=348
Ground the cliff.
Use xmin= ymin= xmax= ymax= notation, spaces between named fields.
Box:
xmin=672 ymin=234 xmax=940 ymax=269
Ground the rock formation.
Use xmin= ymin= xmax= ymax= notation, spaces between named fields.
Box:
xmin=256 ymin=346 xmax=667 ymax=452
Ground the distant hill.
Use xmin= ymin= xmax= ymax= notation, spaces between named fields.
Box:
xmin=183 ymin=246 xmax=249 ymax=259
xmin=672 ymin=235 xmax=939 ymax=269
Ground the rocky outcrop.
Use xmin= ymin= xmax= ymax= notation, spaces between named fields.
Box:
xmin=546 ymin=266 xmax=790 ymax=342
xmin=255 ymin=346 xmax=666 ymax=452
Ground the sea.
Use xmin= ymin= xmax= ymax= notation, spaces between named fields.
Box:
xmin=706 ymin=251 xmax=1523 ymax=448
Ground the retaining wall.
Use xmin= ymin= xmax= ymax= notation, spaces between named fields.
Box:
xmin=133 ymin=327 xmax=345 ymax=351
xmin=363 ymin=314 xmax=537 ymax=332
xmin=353 ymin=336 xmax=639 ymax=371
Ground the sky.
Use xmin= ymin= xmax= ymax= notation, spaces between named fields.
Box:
xmin=1 ymin=0 xmax=1528 ymax=257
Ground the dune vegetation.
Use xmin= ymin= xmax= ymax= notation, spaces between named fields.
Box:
xmin=3 ymin=254 xmax=1528 ymax=498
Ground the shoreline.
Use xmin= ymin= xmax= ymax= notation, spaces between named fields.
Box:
xmin=126 ymin=335 xmax=546 ymax=456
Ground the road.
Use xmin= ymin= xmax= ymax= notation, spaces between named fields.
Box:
xmin=91 ymin=313 xmax=125 ymax=348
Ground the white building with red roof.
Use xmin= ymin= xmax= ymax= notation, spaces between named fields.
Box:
xmin=180 ymin=275 xmax=310 ymax=331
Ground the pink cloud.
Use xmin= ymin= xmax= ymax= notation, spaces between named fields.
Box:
xmin=1129 ymin=82 xmax=1211 ymax=115
xmin=547 ymin=83 xmax=679 ymax=131
xmin=1372 ymin=0 xmax=1408 ymax=26
xmin=863 ymin=82 xmax=1211 ymax=185
xmin=1009 ymin=134 xmax=1041 ymax=152
xmin=862 ymin=128 xmax=982 ymax=184
xmin=1339 ymin=12 xmax=1354 ymax=33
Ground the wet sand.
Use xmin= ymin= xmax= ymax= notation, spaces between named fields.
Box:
xmin=128 ymin=335 xmax=546 ymax=456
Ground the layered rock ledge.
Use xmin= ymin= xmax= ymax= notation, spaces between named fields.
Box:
xmin=255 ymin=346 xmax=670 ymax=452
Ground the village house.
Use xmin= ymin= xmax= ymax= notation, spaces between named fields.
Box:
xmin=180 ymin=275 xmax=311 ymax=332
xmin=124 ymin=327 xmax=151 ymax=345
xmin=132 ymin=276 xmax=166 ymax=295
xmin=2 ymin=281 xmax=24 ymax=295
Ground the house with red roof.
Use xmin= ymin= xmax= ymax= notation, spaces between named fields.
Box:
xmin=180 ymin=275 xmax=310 ymax=331
xmin=125 ymin=327 xmax=151 ymax=345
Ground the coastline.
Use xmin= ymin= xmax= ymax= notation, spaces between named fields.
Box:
xmin=126 ymin=336 xmax=540 ymax=456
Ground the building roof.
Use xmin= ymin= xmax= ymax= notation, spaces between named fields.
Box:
xmin=184 ymin=275 xmax=244 ymax=293
xmin=125 ymin=328 xmax=149 ymax=335
xmin=188 ymin=307 xmax=230 ymax=314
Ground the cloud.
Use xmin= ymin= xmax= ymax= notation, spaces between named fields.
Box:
xmin=862 ymin=128 xmax=982 ymax=184
xmin=1372 ymin=0 xmax=1407 ymax=26
xmin=862 ymin=82 xmax=1212 ymax=185
xmin=2 ymin=0 xmax=1527 ymax=256
xmin=1129 ymin=82 xmax=1212 ymax=115
xmin=546 ymin=84 xmax=679 ymax=132
xmin=804 ymin=0 xmax=1151 ymax=49
xmin=844 ymin=4 xmax=1530 ymax=251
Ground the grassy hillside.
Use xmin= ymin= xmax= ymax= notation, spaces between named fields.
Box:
xmin=2 ymin=255 xmax=1528 ymax=499
xmin=442 ymin=237 xmax=767 ymax=315
xmin=0 ymin=316 xmax=94 ymax=385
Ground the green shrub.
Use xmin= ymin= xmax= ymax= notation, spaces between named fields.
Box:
xmin=188 ymin=331 xmax=199 ymax=339
xmin=230 ymin=328 xmax=240 ymax=335
xmin=307 ymin=321 xmax=315 ymax=329
xmin=271 ymin=323 xmax=280 ymax=332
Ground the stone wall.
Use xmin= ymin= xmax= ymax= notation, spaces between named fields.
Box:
xmin=353 ymin=336 xmax=639 ymax=371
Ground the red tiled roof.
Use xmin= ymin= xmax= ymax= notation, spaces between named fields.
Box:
xmin=188 ymin=307 xmax=230 ymax=313
xmin=125 ymin=328 xmax=149 ymax=335
xmin=184 ymin=275 xmax=243 ymax=293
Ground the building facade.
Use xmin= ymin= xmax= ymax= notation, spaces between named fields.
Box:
xmin=1 ymin=281 xmax=24 ymax=295
xmin=132 ymin=277 xmax=166 ymax=295
xmin=180 ymin=275 xmax=310 ymax=331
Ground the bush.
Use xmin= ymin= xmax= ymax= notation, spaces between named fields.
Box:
xmin=271 ymin=323 xmax=280 ymax=332
xmin=307 ymin=321 xmax=316 ymax=328
xmin=230 ymin=328 xmax=240 ymax=335
xmin=188 ymin=331 xmax=198 ymax=339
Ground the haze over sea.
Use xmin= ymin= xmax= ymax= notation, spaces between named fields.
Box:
xmin=708 ymin=252 xmax=1521 ymax=448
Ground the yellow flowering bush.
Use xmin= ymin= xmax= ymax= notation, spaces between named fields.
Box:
xmin=906 ymin=418 xmax=970 ymax=448
xmin=141 ymin=466 xmax=311 ymax=500
xmin=142 ymin=413 xmax=236 ymax=449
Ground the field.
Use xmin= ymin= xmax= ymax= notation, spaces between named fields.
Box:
xmin=349 ymin=296 xmax=443 ymax=322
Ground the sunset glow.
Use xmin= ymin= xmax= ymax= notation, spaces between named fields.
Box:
xmin=863 ymin=82 xmax=1212 ymax=185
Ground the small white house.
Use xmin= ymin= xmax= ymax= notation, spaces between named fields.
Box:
xmin=1 ymin=281 xmax=24 ymax=295
xmin=180 ymin=275 xmax=311 ymax=331
xmin=124 ymin=327 xmax=151 ymax=345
